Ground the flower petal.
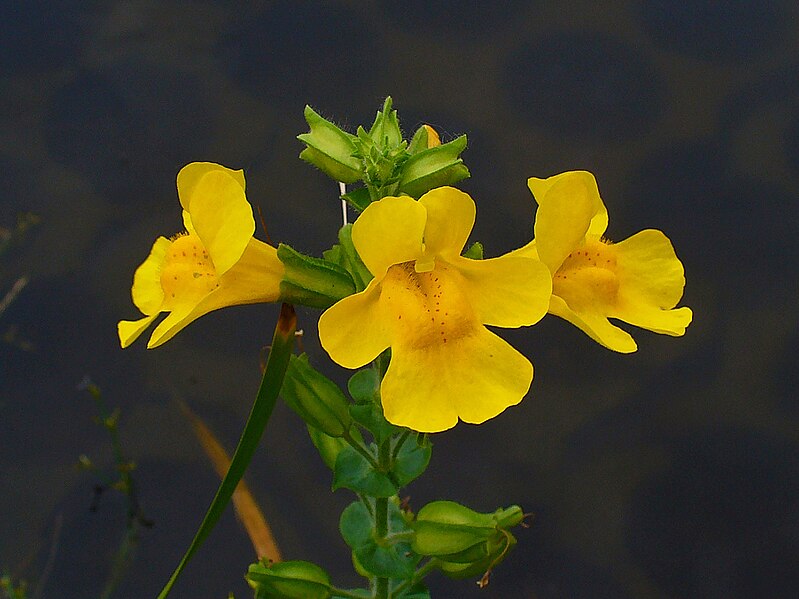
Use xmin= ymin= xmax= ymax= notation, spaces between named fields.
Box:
xmin=450 ymin=254 xmax=552 ymax=327
xmin=614 ymin=229 xmax=687 ymax=309
xmin=351 ymin=196 xmax=426 ymax=277
xmin=381 ymin=327 xmax=533 ymax=432
xmin=530 ymin=172 xmax=597 ymax=273
xmin=145 ymin=239 xmax=284 ymax=348
xmin=418 ymin=187 xmax=475 ymax=259
xmin=147 ymin=305 xmax=193 ymax=348
xmin=529 ymin=170 xmax=608 ymax=236
xmin=182 ymin=210 xmax=195 ymax=234
xmin=508 ymin=238 xmax=539 ymax=260
xmin=549 ymin=295 xmax=637 ymax=353
xmin=611 ymin=304 xmax=693 ymax=336
xmin=131 ymin=236 xmax=171 ymax=315
xmin=118 ymin=314 xmax=159 ymax=348
xmin=189 ymin=170 xmax=255 ymax=277
xmin=176 ymin=162 xmax=246 ymax=213
xmin=318 ymin=278 xmax=391 ymax=368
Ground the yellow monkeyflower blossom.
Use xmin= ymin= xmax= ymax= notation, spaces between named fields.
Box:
xmin=118 ymin=162 xmax=284 ymax=349
xmin=514 ymin=171 xmax=692 ymax=353
xmin=318 ymin=187 xmax=552 ymax=433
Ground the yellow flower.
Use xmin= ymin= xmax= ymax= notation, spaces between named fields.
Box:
xmin=514 ymin=171 xmax=692 ymax=353
xmin=318 ymin=187 xmax=552 ymax=433
xmin=118 ymin=162 xmax=284 ymax=349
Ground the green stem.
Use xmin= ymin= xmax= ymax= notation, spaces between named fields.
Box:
xmin=343 ymin=429 xmax=381 ymax=471
xmin=390 ymin=430 xmax=411 ymax=462
xmin=389 ymin=559 xmax=440 ymax=598
xmin=373 ymin=439 xmax=392 ymax=599
xmin=330 ymin=587 xmax=370 ymax=599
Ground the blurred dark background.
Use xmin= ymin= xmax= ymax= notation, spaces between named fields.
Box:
xmin=2 ymin=1 xmax=798 ymax=597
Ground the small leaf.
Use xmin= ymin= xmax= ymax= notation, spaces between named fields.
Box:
xmin=462 ymin=241 xmax=483 ymax=260
xmin=322 ymin=244 xmax=344 ymax=268
xmin=349 ymin=402 xmax=399 ymax=445
xmin=367 ymin=97 xmax=403 ymax=149
xmin=339 ymin=501 xmax=417 ymax=579
xmin=396 ymin=583 xmax=432 ymax=599
xmin=347 ymin=369 xmax=380 ymax=402
xmin=339 ymin=501 xmax=372 ymax=550
xmin=399 ymin=135 xmax=470 ymax=198
xmin=298 ymin=106 xmax=361 ymax=183
xmin=407 ymin=125 xmax=430 ymax=155
xmin=332 ymin=445 xmax=396 ymax=497
xmin=341 ymin=187 xmax=372 ymax=212
xmin=394 ymin=437 xmax=432 ymax=487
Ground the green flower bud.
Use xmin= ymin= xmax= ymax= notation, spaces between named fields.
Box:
xmin=277 ymin=243 xmax=356 ymax=309
xmin=367 ymin=97 xmax=403 ymax=150
xmin=407 ymin=124 xmax=441 ymax=155
xmin=336 ymin=225 xmax=372 ymax=292
xmin=438 ymin=532 xmax=517 ymax=582
xmin=298 ymin=106 xmax=362 ymax=183
xmin=307 ymin=425 xmax=349 ymax=471
xmin=398 ymin=135 xmax=470 ymax=198
xmin=411 ymin=501 xmax=523 ymax=563
xmin=247 ymin=560 xmax=332 ymax=599
xmin=281 ymin=354 xmax=353 ymax=437
xmin=411 ymin=501 xmax=495 ymax=559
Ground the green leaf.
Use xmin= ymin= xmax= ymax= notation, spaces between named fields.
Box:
xmin=462 ymin=241 xmax=483 ymax=260
xmin=322 ymin=244 xmax=345 ymax=268
xmin=348 ymin=367 xmax=398 ymax=443
xmin=339 ymin=501 xmax=417 ymax=579
xmin=278 ymin=243 xmax=356 ymax=308
xmin=157 ymin=305 xmax=296 ymax=599
xmin=398 ymin=135 xmax=470 ymax=198
xmin=396 ymin=583 xmax=432 ymax=599
xmin=394 ymin=436 xmax=432 ymax=487
xmin=347 ymin=368 xmax=380 ymax=402
xmin=407 ymin=125 xmax=430 ymax=155
xmin=332 ymin=590 xmax=370 ymax=599
xmin=337 ymin=225 xmax=373 ymax=292
xmin=367 ymin=97 xmax=403 ymax=149
xmin=339 ymin=501 xmax=372 ymax=550
xmin=332 ymin=445 xmax=396 ymax=497
xmin=341 ymin=187 xmax=372 ymax=212
xmin=298 ymin=106 xmax=362 ymax=183
xmin=349 ymin=403 xmax=400 ymax=445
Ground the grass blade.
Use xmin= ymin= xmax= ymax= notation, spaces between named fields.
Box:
xmin=157 ymin=304 xmax=296 ymax=598
xmin=177 ymin=398 xmax=282 ymax=561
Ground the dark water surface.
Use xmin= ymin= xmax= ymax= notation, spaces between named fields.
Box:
xmin=2 ymin=2 xmax=799 ymax=597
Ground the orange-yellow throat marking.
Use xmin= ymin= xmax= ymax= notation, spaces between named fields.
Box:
xmin=380 ymin=261 xmax=476 ymax=348
xmin=160 ymin=234 xmax=219 ymax=309
xmin=553 ymin=238 xmax=619 ymax=308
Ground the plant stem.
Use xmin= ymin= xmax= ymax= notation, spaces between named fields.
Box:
xmin=373 ymin=439 xmax=392 ymax=599
xmin=343 ymin=429 xmax=381 ymax=471
xmin=330 ymin=587 xmax=369 ymax=599
xmin=390 ymin=430 xmax=411 ymax=462
xmin=389 ymin=559 xmax=440 ymax=598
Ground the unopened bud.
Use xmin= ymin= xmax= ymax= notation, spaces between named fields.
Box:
xmin=281 ymin=354 xmax=353 ymax=437
xmin=247 ymin=560 xmax=332 ymax=599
